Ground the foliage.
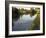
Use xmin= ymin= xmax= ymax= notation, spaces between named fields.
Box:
xmin=12 ymin=7 xmax=40 ymax=30
xmin=18 ymin=8 xmax=37 ymax=16
xmin=28 ymin=13 xmax=40 ymax=30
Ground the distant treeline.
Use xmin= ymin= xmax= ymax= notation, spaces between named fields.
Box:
xmin=12 ymin=7 xmax=40 ymax=20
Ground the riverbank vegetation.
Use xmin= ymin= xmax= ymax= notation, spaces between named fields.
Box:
xmin=28 ymin=8 xmax=40 ymax=30
xmin=12 ymin=7 xmax=40 ymax=30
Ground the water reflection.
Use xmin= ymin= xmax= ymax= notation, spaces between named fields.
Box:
xmin=12 ymin=14 xmax=37 ymax=31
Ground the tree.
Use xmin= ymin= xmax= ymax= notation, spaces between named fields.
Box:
xmin=12 ymin=7 xmax=20 ymax=21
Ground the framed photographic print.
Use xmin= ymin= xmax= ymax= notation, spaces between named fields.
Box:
xmin=5 ymin=1 xmax=45 ymax=37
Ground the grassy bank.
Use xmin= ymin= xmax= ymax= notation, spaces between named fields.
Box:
xmin=28 ymin=13 xmax=40 ymax=30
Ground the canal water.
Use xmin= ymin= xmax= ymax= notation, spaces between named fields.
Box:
xmin=12 ymin=14 xmax=37 ymax=31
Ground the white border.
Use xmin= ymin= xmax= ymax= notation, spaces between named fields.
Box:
xmin=9 ymin=4 xmax=43 ymax=35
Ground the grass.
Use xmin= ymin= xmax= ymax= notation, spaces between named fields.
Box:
xmin=28 ymin=13 xmax=40 ymax=30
